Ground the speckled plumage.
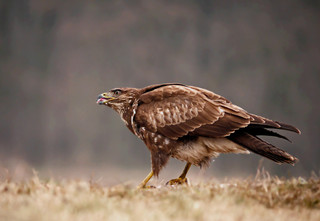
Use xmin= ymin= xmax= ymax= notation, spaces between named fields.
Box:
xmin=97 ymin=83 xmax=300 ymax=177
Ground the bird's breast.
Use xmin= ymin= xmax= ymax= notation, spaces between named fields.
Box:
xmin=138 ymin=127 xmax=177 ymax=154
xmin=138 ymin=127 xmax=249 ymax=167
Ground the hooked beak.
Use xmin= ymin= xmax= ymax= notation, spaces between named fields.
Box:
xmin=96 ymin=93 xmax=114 ymax=105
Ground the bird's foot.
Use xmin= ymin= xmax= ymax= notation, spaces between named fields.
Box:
xmin=166 ymin=177 xmax=189 ymax=186
xmin=136 ymin=184 xmax=156 ymax=190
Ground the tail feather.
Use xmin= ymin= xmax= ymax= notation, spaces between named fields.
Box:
xmin=250 ymin=114 xmax=301 ymax=134
xmin=244 ymin=127 xmax=291 ymax=142
xmin=274 ymin=121 xmax=301 ymax=134
xmin=229 ymin=131 xmax=298 ymax=165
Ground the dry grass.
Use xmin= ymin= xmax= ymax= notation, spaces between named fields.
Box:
xmin=0 ymin=171 xmax=319 ymax=221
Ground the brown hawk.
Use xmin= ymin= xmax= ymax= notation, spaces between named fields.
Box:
xmin=97 ymin=83 xmax=300 ymax=188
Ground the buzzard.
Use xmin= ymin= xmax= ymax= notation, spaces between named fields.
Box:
xmin=97 ymin=83 xmax=300 ymax=188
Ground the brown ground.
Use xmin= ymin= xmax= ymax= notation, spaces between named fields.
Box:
xmin=0 ymin=171 xmax=319 ymax=221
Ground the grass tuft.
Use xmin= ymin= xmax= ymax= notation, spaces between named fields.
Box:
xmin=0 ymin=171 xmax=319 ymax=221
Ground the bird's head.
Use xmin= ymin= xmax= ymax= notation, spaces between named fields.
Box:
xmin=97 ymin=88 xmax=139 ymax=113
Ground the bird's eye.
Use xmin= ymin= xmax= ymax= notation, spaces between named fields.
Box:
xmin=113 ymin=89 xmax=122 ymax=95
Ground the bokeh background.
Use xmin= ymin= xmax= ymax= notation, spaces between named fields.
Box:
xmin=0 ymin=0 xmax=319 ymax=184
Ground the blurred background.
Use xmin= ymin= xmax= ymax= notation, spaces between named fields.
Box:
xmin=0 ymin=0 xmax=319 ymax=184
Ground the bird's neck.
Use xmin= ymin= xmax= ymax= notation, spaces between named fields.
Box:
xmin=117 ymin=104 xmax=135 ymax=134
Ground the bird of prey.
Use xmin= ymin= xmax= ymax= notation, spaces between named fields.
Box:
xmin=97 ymin=83 xmax=300 ymax=188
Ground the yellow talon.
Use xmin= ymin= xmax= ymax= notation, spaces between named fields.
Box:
xmin=166 ymin=162 xmax=191 ymax=186
xmin=166 ymin=177 xmax=189 ymax=186
xmin=138 ymin=163 xmax=192 ymax=188
xmin=137 ymin=185 xmax=156 ymax=189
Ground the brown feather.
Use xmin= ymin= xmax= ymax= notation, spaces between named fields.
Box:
xmin=250 ymin=114 xmax=281 ymax=128
xmin=274 ymin=121 xmax=301 ymax=134
xmin=135 ymin=85 xmax=224 ymax=139
xmin=243 ymin=127 xmax=291 ymax=142
xmin=229 ymin=131 xmax=298 ymax=165
xmin=99 ymin=83 xmax=300 ymax=177
xmin=249 ymin=114 xmax=301 ymax=134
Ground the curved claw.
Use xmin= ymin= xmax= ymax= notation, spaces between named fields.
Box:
xmin=137 ymin=185 xmax=156 ymax=190
xmin=166 ymin=177 xmax=189 ymax=186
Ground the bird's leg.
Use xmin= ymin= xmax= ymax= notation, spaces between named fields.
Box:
xmin=166 ymin=162 xmax=191 ymax=186
xmin=137 ymin=170 xmax=155 ymax=189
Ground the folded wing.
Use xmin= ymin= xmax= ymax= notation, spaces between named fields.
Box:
xmin=134 ymin=83 xmax=300 ymax=165
xmin=134 ymin=84 xmax=252 ymax=139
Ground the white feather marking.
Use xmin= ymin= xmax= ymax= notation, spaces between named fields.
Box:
xmin=148 ymin=112 xmax=156 ymax=129
xmin=131 ymin=100 xmax=142 ymax=138
xmin=156 ymin=111 xmax=165 ymax=127
xmin=119 ymin=110 xmax=130 ymax=126
xmin=140 ymin=127 xmax=146 ymax=138
xmin=171 ymin=137 xmax=249 ymax=165
xmin=172 ymin=112 xmax=178 ymax=123
xmin=131 ymin=108 xmax=136 ymax=126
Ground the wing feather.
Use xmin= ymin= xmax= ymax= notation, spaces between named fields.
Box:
xmin=134 ymin=83 xmax=299 ymax=145
xmin=249 ymin=114 xmax=301 ymax=134
xmin=250 ymin=114 xmax=281 ymax=128
xmin=191 ymin=107 xmax=251 ymax=137
xmin=135 ymin=85 xmax=251 ymax=139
